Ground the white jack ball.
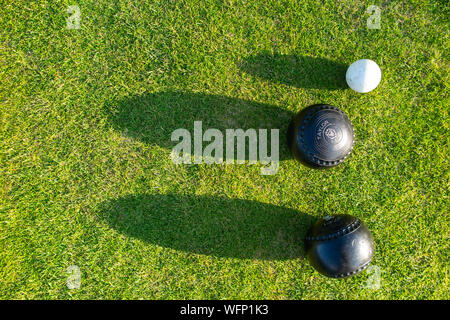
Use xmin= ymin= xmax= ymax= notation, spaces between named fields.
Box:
xmin=346 ymin=59 xmax=381 ymax=93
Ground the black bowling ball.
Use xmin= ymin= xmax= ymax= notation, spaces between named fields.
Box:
xmin=305 ymin=214 xmax=375 ymax=278
xmin=287 ymin=104 xmax=354 ymax=168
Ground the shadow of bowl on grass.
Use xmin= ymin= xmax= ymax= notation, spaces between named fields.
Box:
xmin=240 ymin=53 xmax=347 ymax=89
xmin=104 ymin=91 xmax=293 ymax=161
xmin=97 ymin=194 xmax=313 ymax=260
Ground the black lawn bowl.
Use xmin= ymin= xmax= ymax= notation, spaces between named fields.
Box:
xmin=305 ymin=214 xmax=375 ymax=278
xmin=287 ymin=104 xmax=354 ymax=168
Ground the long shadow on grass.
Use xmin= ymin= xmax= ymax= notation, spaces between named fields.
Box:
xmin=240 ymin=52 xmax=347 ymax=89
xmin=98 ymin=194 xmax=313 ymax=260
xmin=104 ymin=91 xmax=293 ymax=161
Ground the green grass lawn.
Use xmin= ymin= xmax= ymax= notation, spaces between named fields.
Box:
xmin=0 ymin=0 xmax=448 ymax=299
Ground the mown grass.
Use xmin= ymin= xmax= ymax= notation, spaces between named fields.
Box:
xmin=0 ymin=0 xmax=448 ymax=299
